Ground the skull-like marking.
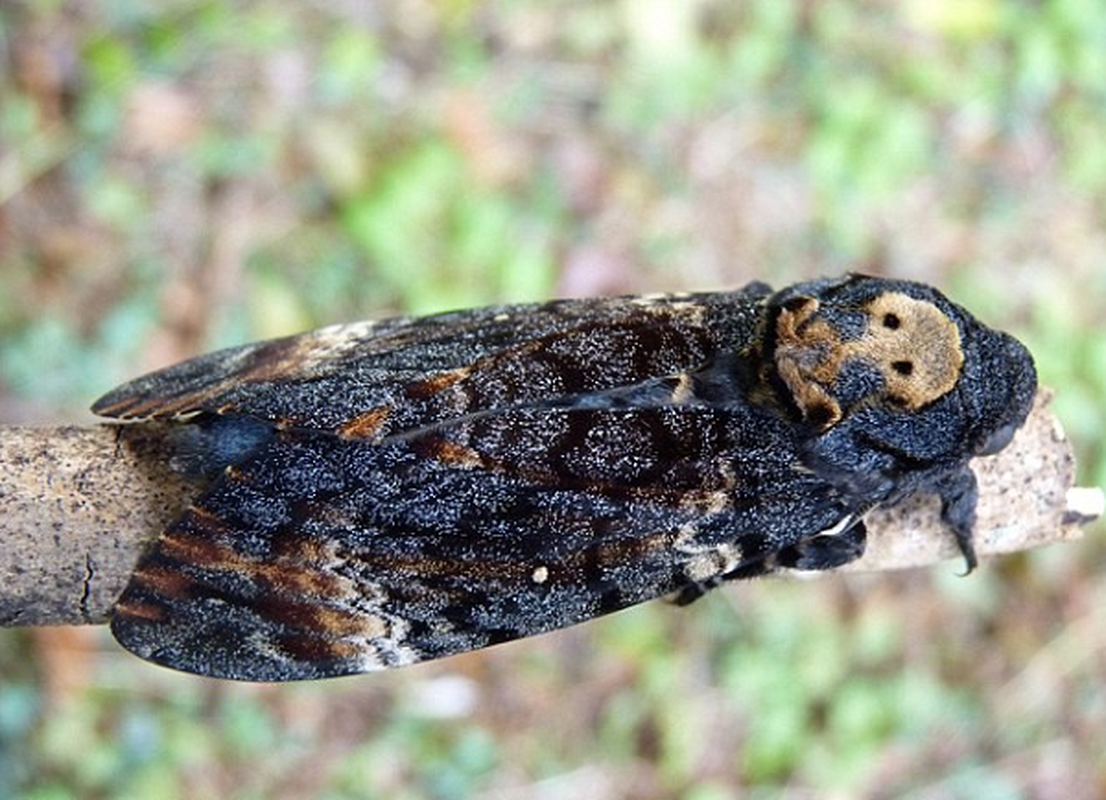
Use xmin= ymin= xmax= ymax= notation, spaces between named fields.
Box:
xmin=772 ymin=291 xmax=965 ymax=428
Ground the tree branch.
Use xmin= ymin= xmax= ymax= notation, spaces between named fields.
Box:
xmin=0 ymin=423 xmax=201 ymax=627
xmin=0 ymin=391 xmax=1099 ymax=627
xmin=844 ymin=389 xmax=1100 ymax=572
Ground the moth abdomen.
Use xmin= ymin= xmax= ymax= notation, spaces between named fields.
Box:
xmin=166 ymin=413 xmax=277 ymax=479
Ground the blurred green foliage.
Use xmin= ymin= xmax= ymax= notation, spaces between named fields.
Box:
xmin=2 ymin=0 xmax=1105 ymax=798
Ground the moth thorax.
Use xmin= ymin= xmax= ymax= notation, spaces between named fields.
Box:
xmin=772 ymin=292 xmax=966 ymax=429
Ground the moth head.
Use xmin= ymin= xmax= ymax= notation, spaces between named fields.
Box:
xmin=765 ymin=275 xmax=1036 ymax=460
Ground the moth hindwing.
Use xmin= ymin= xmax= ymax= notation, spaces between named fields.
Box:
xmin=94 ymin=275 xmax=1037 ymax=681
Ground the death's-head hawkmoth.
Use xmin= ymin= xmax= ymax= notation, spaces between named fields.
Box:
xmin=94 ymin=275 xmax=1037 ymax=681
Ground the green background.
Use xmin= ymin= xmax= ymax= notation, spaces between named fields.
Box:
xmin=2 ymin=1 xmax=1104 ymax=798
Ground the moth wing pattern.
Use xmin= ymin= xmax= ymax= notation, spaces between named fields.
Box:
xmin=96 ymin=275 xmax=1037 ymax=681
xmin=91 ymin=286 xmax=771 ymax=429
xmin=106 ymin=283 xmax=843 ymax=680
xmin=108 ymin=404 xmax=852 ymax=681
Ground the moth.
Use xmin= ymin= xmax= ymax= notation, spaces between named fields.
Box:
xmin=94 ymin=275 xmax=1037 ymax=681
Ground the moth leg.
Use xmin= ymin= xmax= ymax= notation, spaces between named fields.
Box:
xmin=668 ymin=537 xmax=785 ymax=606
xmin=670 ymin=575 xmax=726 ymax=607
xmin=934 ymin=465 xmax=979 ymax=574
xmin=669 ymin=519 xmax=869 ymax=604
xmin=774 ymin=518 xmax=868 ymax=571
